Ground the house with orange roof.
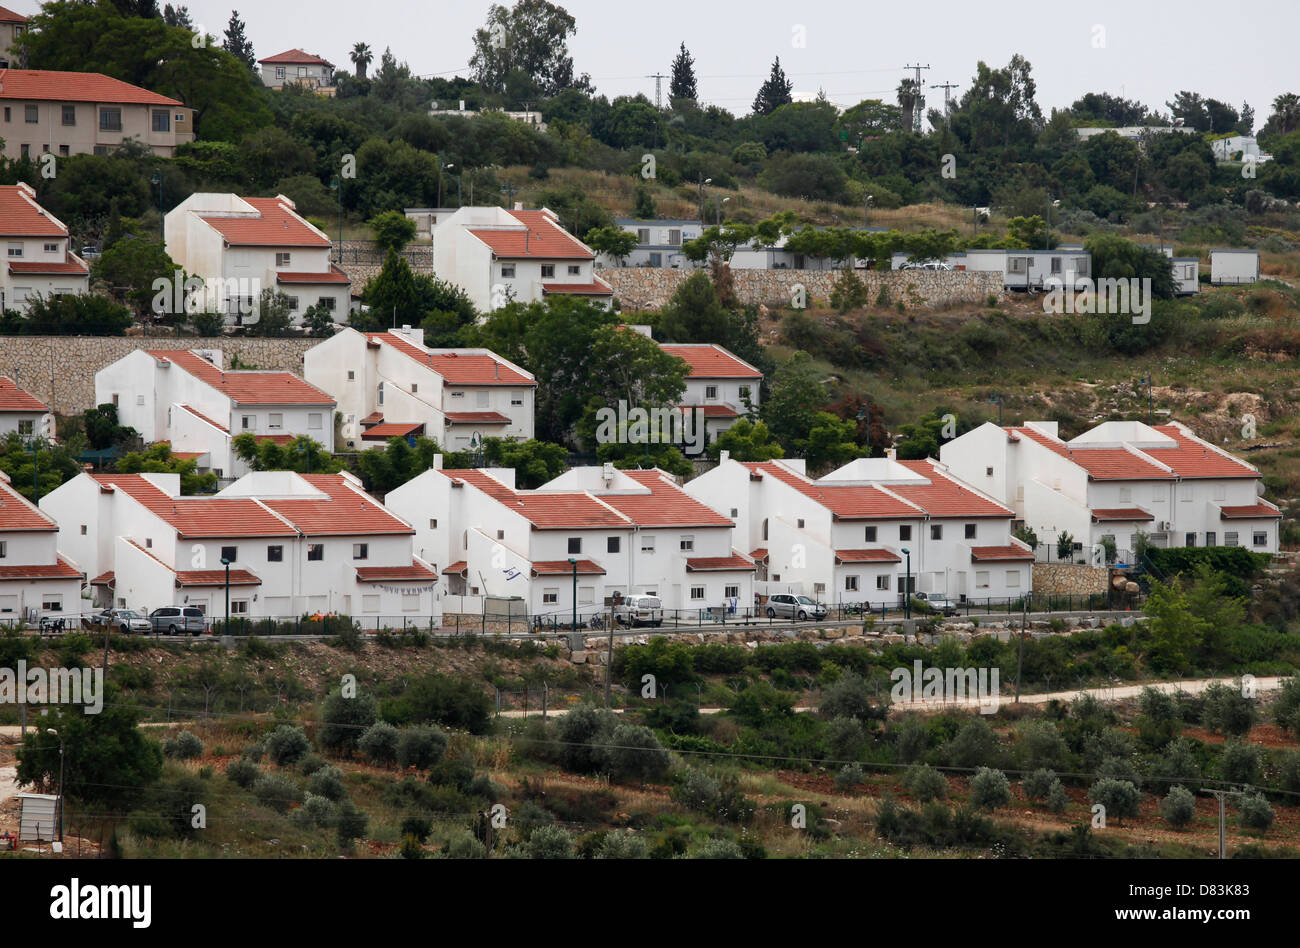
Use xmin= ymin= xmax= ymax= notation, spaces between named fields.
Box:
xmin=164 ymin=192 xmax=350 ymax=326
xmin=0 ymin=374 xmax=52 ymax=440
xmin=940 ymin=419 xmax=1278 ymax=562
xmin=431 ymin=205 xmax=611 ymax=313
xmin=0 ymin=183 xmax=89 ymax=312
xmin=258 ymin=49 xmax=335 ymax=94
xmin=303 ymin=325 xmax=535 ymax=450
xmin=95 ymin=348 xmax=335 ymax=481
xmin=0 ymin=469 xmax=84 ymax=623
xmin=0 ymin=6 xmax=27 ymax=69
xmin=686 ymin=451 xmax=1030 ymax=607
xmin=0 ymin=68 xmax=193 ymax=159
xmin=40 ymin=469 xmax=437 ymax=621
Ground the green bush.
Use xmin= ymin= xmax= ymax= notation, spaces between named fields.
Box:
xmin=1021 ymin=768 xmax=1058 ymax=801
xmin=835 ymin=763 xmax=864 ymax=790
xmin=401 ymin=817 xmax=433 ymax=842
xmin=253 ymin=773 xmax=303 ymax=813
xmin=358 ymin=721 xmax=400 ymax=765
xmin=336 ymin=799 xmax=369 ymax=846
xmin=1148 ymin=737 xmax=1203 ymax=792
xmin=320 ymin=689 xmax=379 ymax=753
xmin=397 ymin=726 xmax=447 ymax=770
xmin=555 ymin=706 xmax=618 ymax=774
xmin=1088 ymin=778 xmax=1140 ymax=825
xmin=903 ymin=764 xmax=948 ymax=802
xmin=379 ymin=673 xmax=490 ymax=734
xmin=1278 ymin=750 xmax=1300 ymax=793
xmin=264 ymin=725 xmax=311 ymax=767
xmin=298 ymin=753 xmax=326 ymax=776
xmin=240 ymin=743 xmax=264 ymax=762
xmin=969 ymin=767 xmax=1011 ymax=810
xmin=945 ymin=718 xmax=1002 ymax=770
xmin=292 ymin=793 xmax=338 ymax=828
xmin=604 ymin=724 xmax=671 ymax=783
xmin=692 ymin=838 xmax=744 ymax=859
xmin=1160 ymin=785 xmax=1196 ymax=828
xmin=826 ymin=716 xmax=867 ymax=762
xmin=308 ymin=764 xmax=347 ymax=802
xmin=818 ymin=671 xmax=886 ymax=725
xmin=595 ymin=830 xmax=650 ymax=859
xmin=1220 ymin=741 xmax=1261 ymax=785
xmin=1045 ymin=781 xmax=1069 ymax=814
xmin=1201 ymin=683 xmax=1256 ymax=737
xmin=439 ymin=830 xmax=484 ymax=859
xmin=225 ymin=758 xmax=260 ymax=789
xmin=163 ymin=730 xmax=204 ymax=760
xmin=1237 ymin=793 xmax=1274 ymax=833
xmin=526 ymin=824 xmax=575 ymax=859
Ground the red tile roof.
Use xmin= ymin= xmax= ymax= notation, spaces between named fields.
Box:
xmin=367 ymin=333 xmax=535 ymax=386
xmin=0 ymin=185 xmax=68 ymax=237
xmin=685 ymin=552 xmax=756 ymax=572
xmin=0 ymin=556 xmax=82 ymax=580
xmin=0 ymin=477 xmax=56 ymax=531
xmin=259 ymin=49 xmax=333 ymax=66
xmin=749 ymin=548 xmax=769 ymax=562
xmin=530 ymin=559 xmax=605 ymax=576
xmin=9 ymin=258 xmax=87 ymax=276
xmin=660 ymin=344 xmax=763 ymax=379
xmin=600 ymin=469 xmax=735 ymax=528
xmin=90 ymin=570 xmax=114 ymax=585
xmin=147 ymin=350 xmax=334 ymax=406
xmin=176 ymin=569 xmax=261 ymax=586
xmin=275 ymin=266 xmax=350 ymax=285
xmin=0 ymin=376 xmax=48 ymax=413
xmin=356 ymin=562 xmax=438 ymax=582
xmin=443 ymin=469 xmax=630 ymax=530
xmin=834 ymin=549 xmax=902 ymax=564
xmin=1219 ymin=503 xmax=1281 ymax=520
xmin=1146 ymin=425 xmax=1259 ymax=479
xmin=444 ymin=561 xmax=468 ymax=576
xmin=745 ymin=461 xmax=922 ymax=521
xmin=260 ymin=475 xmax=414 ymax=537
xmin=971 ymin=546 xmax=1035 ymax=562
xmin=542 ymin=282 xmax=612 ymax=295
xmin=0 ymin=7 xmax=27 ymax=23
xmin=361 ymin=411 xmax=384 ymax=425
xmin=0 ymin=69 xmax=184 ymax=106
xmin=444 ymin=411 xmax=510 ymax=424
xmin=680 ymin=404 xmax=739 ymax=418
xmin=200 ymin=197 xmax=330 ymax=248
xmin=468 ymin=209 xmax=593 ymax=260
xmin=1091 ymin=508 xmax=1154 ymax=522
xmin=178 ymin=403 xmax=229 ymax=433
xmin=1007 ymin=426 xmax=1174 ymax=481
xmin=890 ymin=461 xmax=1016 ymax=518
xmin=93 ymin=474 xmax=298 ymax=539
xmin=361 ymin=422 xmax=425 ymax=440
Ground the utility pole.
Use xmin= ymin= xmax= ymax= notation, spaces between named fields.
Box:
xmin=1201 ymin=788 xmax=1242 ymax=858
xmin=646 ymin=73 xmax=668 ymax=110
xmin=929 ymin=81 xmax=958 ymax=116
xmin=903 ymin=64 xmax=931 ymax=132
xmin=605 ymin=596 xmax=615 ymax=709
xmin=1014 ymin=598 xmax=1026 ymax=702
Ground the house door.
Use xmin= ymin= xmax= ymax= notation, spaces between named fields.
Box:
xmin=896 ymin=575 xmax=915 ymax=604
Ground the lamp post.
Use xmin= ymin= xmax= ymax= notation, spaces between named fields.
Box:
xmin=330 ymin=175 xmax=342 ymax=264
xmin=697 ymin=176 xmax=711 ymax=224
xmin=46 ymin=727 xmax=64 ymax=842
xmin=150 ymin=170 xmax=163 ymax=240
xmin=438 ymin=161 xmax=454 ymax=208
xmin=220 ymin=557 xmax=231 ymax=636
xmin=865 ymin=194 xmax=873 ymax=227
xmin=568 ymin=557 xmax=578 ymax=631
xmin=718 ymin=197 xmax=730 ymax=227
xmin=901 ymin=547 xmax=911 ymax=619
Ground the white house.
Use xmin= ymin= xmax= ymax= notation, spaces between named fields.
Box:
xmin=896 ymin=248 xmax=1092 ymax=291
xmin=603 ymin=218 xmax=703 ymax=268
xmin=164 ymin=193 xmax=350 ymax=326
xmin=1211 ymin=136 xmax=1271 ymax=164
xmin=386 ymin=462 xmax=753 ymax=620
xmin=40 ymin=470 xmax=438 ymax=622
xmin=258 ymin=49 xmax=335 ymax=93
xmin=685 ymin=453 xmax=1031 ymax=607
xmin=659 ymin=342 xmax=762 ymax=443
xmin=404 ymin=207 xmax=461 ymax=241
xmin=0 ymin=183 xmax=89 ymax=312
xmin=0 ymin=376 xmax=53 ymax=441
xmin=428 ymin=102 xmax=548 ymax=131
xmin=939 ymin=420 xmax=1278 ymax=563
xmin=304 ymin=325 xmax=536 ymax=451
xmin=0 ymin=470 xmax=83 ymax=624
xmin=431 ymin=206 xmax=612 ymax=313
xmin=94 ymin=348 xmax=336 ymax=480
xmin=1210 ymin=249 xmax=1260 ymax=286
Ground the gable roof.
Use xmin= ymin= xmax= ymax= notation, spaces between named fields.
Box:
xmin=0 ymin=7 xmax=27 ymax=23
xmin=1145 ymin=425 xmax=1259 ymax=479
xmin=259 ymin=49 xmax=333 ymax=66
xmin=257 ymin=474 xmax=414 ymax=537
xmin=199 ymin=197 xmax=330 ymax=248
xmin=0 ymin=476 xmax=57 ymax=532
xmin=598 ymin=469 xmax=735 ymax=528
xmin=442 ymin=469 xmax=630 ymax=530
xmin=467 ymin=209 xmax=593 ymax=260
xmin=1007 ymin=426 xmax=1174 ymax=481
xmin=745 ymin=461 xmax=923 ymax=521
xmin=889 ymin=460 xmax=1016 ymax=518
xmin=92 ymin=474 xmax=298 ymax=539
xmin=145 ymin=350 xmax=334 ymax=406
xmin=0 ymin=69 xmax=183 ymax=107
xmin=366 ymin=333 xmax=535 ymax=386
xmin=659 ymin=344 xmax=763 ymax=380
xmin=0 ymin=375 xmax=48 ymax=413
xmin=0 ymin=184 xmax=68 ymax=237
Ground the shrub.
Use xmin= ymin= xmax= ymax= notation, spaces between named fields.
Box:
xmin=1022 ymin=768 xmax=1058 ymax=801
xmin=439 ymin=830 xmax=484 ymax=859
xmin=320 ymin=688 xmax=380 ymax=753
xmin=826 ymin=716 xmax=867 ymax=762
xmin=1088 ymin=778 xmax=1140 ymax=825
xmin=692 ymin=838 xmax=744 ymax=859
xmin=1149 ymin=737 xmax=1203 ymax=791
xmin=1160 ymin=785 xmax=1196 ymax=828
xmin=401 ymin=817 xmax=433 ymax=842
xmin=1201 ymin=683 xmax=1256 ymax=737
xmin=1220 ymin=741 xmax=1261 ymax=785
xmin=1272 ymin=677 xmax=1300 ymax=734
xmin=264 ymin=725 xmax=311 ymax=767
xmin=818 ymin=671 xmax=885 ymax=724
xmin=358 ymin=721 xmax=400 ymax=765
xmin=225 ymin=758 xmax=261 ymax=789
xmin=1277 ymin=750 xmax=1300 ymax=793
xmin=969 ymin=767 xmax=1011 ymax=810
xmin=526 ymin=824 xmax=574 ymax=859
xmin=308 ymin=764 xmax=347 ymax=802
xmin=835 ymin=763 xmax=864 ymax=790
xmin=253 ymin=773 xmax=303 ymax=813
xmin=298 ymin=754 xmax=326 ymax=776
xmin=336 ymin=799 xmax=369 ymax=846
xmin=1045 ymin=781 xmax=1069 ymax=814
xmin=1237 ymin=793 xmax=1274 ymax=833
xmin=604 ymin=724 xmax=671 ymax=783
xmin=673 ymin=767 xmax=721 ymax=812
xmin=945 ymin=718 xmax=1001 ymax=770
xmin=1015 ymin=720 xmax=1069 ymax=771
xmin=293 ymin=793 xmax=338 ymax=828
xmin=903 ymin=764 xmax=948 ymax=802
xmin=240 ymin=743 xmax=264 ymax=762
xmin=595 ymin=830 xmax=649 ymax=859
xmin=555 ymin=706 xmax=618 ymax=774
xmin=890 ymin=715 xmax=929 ymax=764
xmin=397 ymin=726 xmax=447 ymax=770
xmin=163 ymin=730 xmax=204 ymax=760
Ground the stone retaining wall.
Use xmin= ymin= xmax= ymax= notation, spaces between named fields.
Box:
xmin=597 ymin=267 xmax=1006 ymax=312
xmin=0 ymin=336 xmax=319 ymax=415
xmin=1031 ymin=563 xmax=1111 ymax=596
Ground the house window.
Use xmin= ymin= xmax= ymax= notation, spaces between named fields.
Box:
xmin=241 ymin=415 xmax=255 ymax=430
xmin=59 ymin=145 xmax=69 ymax=156
xmin=145 ymin=538 xmax=153 ymax=549
xmin=362 ymin=594 xmax=380 ymax=613
xmin=284 ymin=296 xmax=299 ymax=311
xmin=410 ymin=383 xmax=418 ymax=393
xmin=267 ymin=545 xmax=284 ymax=562
xmin=965 ymin=523 xmax=976 ymax=539
xmin=1008 ymin=257 xmax=1028 ymax=274
xmin=900 ymin=525 xmax=912 ymax=541
xmin=636 ymin=228 xmax=650 ymax=243
xmin=61 ymin=105 xmax=76 ymax=126
xmin=2 ymin=107 xmax=7 ymax=121
xmin=275 ymin=252 xmax=291 ymax=268
xmin=476 ymin=391 xmax=490 ymax=408
xmin=99 ymin=108 xmax=122 ymax=131
xmin=931 ymin=525 xmax=943 ymax=540
xmin=705 ymin=385 xmax=719 ymax=400
xmin=220 ymin=546 xmax=237 ymax=562
xmin=377 ymin=383 xmax=384 ymax=406
xmin=1006 ymin=570 xmax=1021 ymax=587
xmin=450 ymin=391 xmax=464 ymax=399
xmin=7 ymin=243 xmax=21 ymax=257
xmin=1212 ymin=484 xmax=1227 ymax=501
xmin=1224 ymin=531 xmax=1239 ymax=546
xmin=845 ymin=575 xmax=859 ymax=591
xmin=876 ymin=575 xmax=890 ymax=591
xmin=42 ymin=594 xmax=62 ymax=612
xmin=543 ymin=589 xmax=558 ymax=604
xmin=43 ymin=242 xmax=58 ymax=253
xmin=986 ymin=466 xmax=994 ymax=476
xmin=152 ymin=110 xmax=170 ymax=132
xmin=690 ymin=586 xmax=705 ymax=600
xmin=93 ymin=145 xmax=108 ymax=155
xmin=308 ymin=413 xmax=322 ymax=429
xmin=725 ymin=584 xmax=739 ymax=598
xmin=429 ymin=519 xmax=438 ymax=529
xmin=976 ymin=570 xmax=990 ymax=589
xmin=501 ymin=265 xmax=515 ymax=278
xmin=607 ymin=536 xmax=620 ymax=553
xmin=567 ymin=265 xmax=580 ymax=275
xmin=641 ymin=536 xmax=655 ymax=553
xmin=268 ymin=413 xmax=283 ymax=429
xmin=511 ymin=391 xmax=523 ymax=406
xmin=24 ymin=104 xmax=37 ymax=124
xmin=231 ymin=600 xmax=249 ymax=615
xmin=353 ymin=543 xmax=368 ymax=560
xmin=796 ymin=518 xmax=805 ymax=529
xmin=346 ymin=370 xmax=355 ymax=380
xmin=308 ymin=544 xmax=324 ymax=561
xmin=80 ymin=525 xmax=87 ymax=535
xmin=402 ymin=589 xmax=419 ymax=611
xmin=1185 ymin=533 xmax=1197 ymax=547
xmin=496 ymin=530 xmax=504 ymax=540
xmin=864 ymin=526 xmax=877 ymax=542
xmin=1205 ymin=532 xmax=1217 ymax=547
xmin=1254 ymin=531 xmax=1268 ymax=547
xmin=668 ymin=229 xmax=682 ymax=245
xmin=1050 ymin=257 xmax=1062 ymax=274
xmin=321 ymin=297 xmax=336 ymax=310
xmin=17 ymin=420 xmax=33 ymax=437
xmin=1119 ymin=487 xmax=1132 ymax=503
xmin=0 ymin=541 xmax=5 ymax=557
xmin=568 ymin=538 xmax=582 ymax=554
xmin=276 ymin=67 xmax=286 ymax=80
xmin=541 ymin=265 xmax=555 ymax=278
xmin=729 ymin=507 xmax=739 ymax=518
xmin=679 ymin=536 xmax=694 ymax=552
xmin=136 ymin=394 xmax=144 ymax=405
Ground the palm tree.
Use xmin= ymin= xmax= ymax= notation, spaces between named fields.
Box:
xmin=1272 ymin=93 xmax=1300 ymax=134
xmin=350 ymin=42 xmax=373 ymax=80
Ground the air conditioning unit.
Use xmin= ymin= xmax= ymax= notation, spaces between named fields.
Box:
xmin=1158 ymin=521 xmax=1171 ymax=531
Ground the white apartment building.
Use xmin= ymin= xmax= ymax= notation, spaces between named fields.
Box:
xmin=40 ymin=470 xmax=437 ymax=622
xmin=0 ymin=375 xmax=53 ymax=440
xmin=164 ymin=193 xmax=350 ymax=325
xmin=892 ymin=248 xmax=1093 ymax=291
xmin=603 ymin=218 xmax=703 ymax=268
xmin=386 ymin=462 xmax=753 ymax=619
xmin=0 ymin=183 xmax=89 ymax=312
xmin=686 ymin=453 xmax=1032 ymax=606
xmin=0 ymin=470 xmax=83 ymax=624
xmin=432 ymin=206 xmax=611 ymax=313
xmin=939 ymin=420 xmax=1279 ymax=562
xmin=304 ymin=326 xmax=536 ymax=450
xmin=659 ymin=342 xmax=762 ymax=442
xmin=95 ymin=348 xmax=336 ymax=480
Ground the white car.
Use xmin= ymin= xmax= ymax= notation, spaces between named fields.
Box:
xmin=615 ymin=595 xmax=664 ymax=627
xmin=913 ymin=592 xmax=958 ymax=616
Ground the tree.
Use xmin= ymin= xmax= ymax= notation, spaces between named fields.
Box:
xmin=303 ymin=303 xmax=337 ymax=338
xmin=1056 ymin=530 xmax=1074 ymax=561
xmin=250 ymin=289 xmax=295 ymax=336
xmin=708 ymin=419 xmax=784 ymax=461
xmin=0 ymin=433 xmax=85 ymax=501
xmin=95 ymin=237 xmax=181 ymax=317
xmin=84 ymin=404 xmax=137 ymax=450
xmin=116 ymin=443 xmax=217 ymax=494
xmin=577 ymin=324 xmax=689 ymax=449
xmin=222 ymin=10 xmax=256 ymax=71
xmin=353 ymin=436 xmax=441 ymax=494
xmin=752 ymin=57 xmax=793 ymax=116
xmin=668 ymin=42 xmax=697 ymax=104
xmin=1201 ymin=682 xmax=1256 ymax=737
xmin=4 ymin=293 xmax=134 ymax=336
xmin=762 ymin=351 xmax=826 ymax=451
xmin=356 ymin=251 xmax=418 ymax=330
xmin=369 ymin=211 xmax=418 ymax=254
xmin=1160 ymin=785 xmax=1196 ymax=828
xmin=469 ymin=0 xmax=589 ymax=98
xmin=970 ymin=767 xmax=1012 ymax=810
xmin=320 ymin=688 xmax=379 ymax=754
xmin=1090 ymin=778 xmax=1141 ymax=825
xmin=162 ymin=4 xmax=193 ymax=29
xmin=480 ymin=438 xmax=567 ymax=489
xmin=584 ymin=226 xmax=637 ymax=265
xmin=232 ymin=433 xmax=343 ymax=475
xmin=350 ymin=42 xmax=373 ymax=80
xmin=803 ymin=412 xmax=865 ymax=471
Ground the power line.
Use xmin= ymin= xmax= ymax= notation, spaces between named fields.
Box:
xmin=930 ymin=81 xmax=959 ymax=116
xmin=903 ymin=63 xmax=931 ymax=132
xmin=646 ymin=72 xmax=668 ymax=110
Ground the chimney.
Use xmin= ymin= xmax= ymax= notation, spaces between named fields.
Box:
xmin=433 ymin=454 xmax=443 ymax=470
xmin=514 ymin=202 xmax=523 ymax=211
xmin=601 ymin=462 xmax=615 ymax=487
xmin=719 ymin=450 xmax=730 ymax=464
xmin=886 ymin=447 xmax=897 ymax=461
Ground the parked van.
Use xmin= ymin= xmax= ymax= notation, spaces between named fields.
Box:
xmin=615 ymin=595 xmax=664 ymax=627
xmin=149 ymin=606 xmax=207 ymax=635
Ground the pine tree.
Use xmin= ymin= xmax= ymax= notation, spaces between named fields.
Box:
xmin=669 ymin=42 xmax=697 ymax=104
xmin=162 ymin=4 xmax=193 ymax=28
xmin=752 ymin=57 xmax=793 ymax=116
xmin=223 ymin=11 xmax=256 ymax=70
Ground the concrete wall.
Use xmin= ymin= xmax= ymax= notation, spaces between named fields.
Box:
xmin=597 ymin=267 xmax=1006 ymax=312
xmin=0 ymin=336 xmax=319 ymax=416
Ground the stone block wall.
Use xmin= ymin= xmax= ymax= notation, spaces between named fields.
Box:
xmin=1031 ymin=563 xmax=1110 ymax=596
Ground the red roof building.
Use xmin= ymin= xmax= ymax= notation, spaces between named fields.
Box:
xmin=0 ymin=184 xmax=90 ymax=310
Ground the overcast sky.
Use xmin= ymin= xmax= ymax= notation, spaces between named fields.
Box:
xmin=166 ymin=0 xmax=1294 ymax=124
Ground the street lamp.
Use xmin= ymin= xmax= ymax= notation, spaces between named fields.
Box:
xmin=568 ymin=557 xmax=578 ymax=631
xmin=438 ymin=162 xmax=454 ymax=208
xmin=697 ymin=177 xmax=712 ymax=224
xmin=865 ymin=194 xmax=873 ymax=227
xmin=329 ymin=175 xmax=343 ymax=264
xmin=46 ymin=728 xmax=64 ymax=843
xmin=220 ymin=557 xmax=231 ymax=635
xmin=901 ymin=548 xmax=911 ymax=619
xmin=717 ymin=197 xmax=731 ymax=227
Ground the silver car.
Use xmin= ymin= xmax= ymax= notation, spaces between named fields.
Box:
xmin=764 ymin=594 xmax=828 ymax=621
xmin=94 ymin=609 xmax=152 ymax=633
xmin=149 ymin=606 xmax=207 ymax=635
xmin=913 ymin=592 xmax=958 ymax=616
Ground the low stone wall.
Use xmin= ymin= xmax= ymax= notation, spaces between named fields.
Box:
xmin=1031 ymin=563 xmax=1111 ymax=596
xmin=597 ymin=267 xmax=1006 ymax=312
xmin=0 ymin=336 xmax=320 ymax=415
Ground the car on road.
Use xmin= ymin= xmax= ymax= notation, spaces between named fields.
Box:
xmin=614 ymin=595 xmax=664 ymax=627
xmin=901 ymin=260 xmax=954 ymax=271
xmin=913 ymin=592 xmax=958 ymax=616
xmin=80 ymin=245 xmax=101 ymax=259
xmin=764 ymin=594 xmax=828 ymax=621
xmin=91 ymin=609 xmax=152 ymax=633
xmin=148 ymin=606 xmax=207 ymax=635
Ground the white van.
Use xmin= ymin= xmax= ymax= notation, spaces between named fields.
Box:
xmin=615 ymin=595 xmax=664 ymax=627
